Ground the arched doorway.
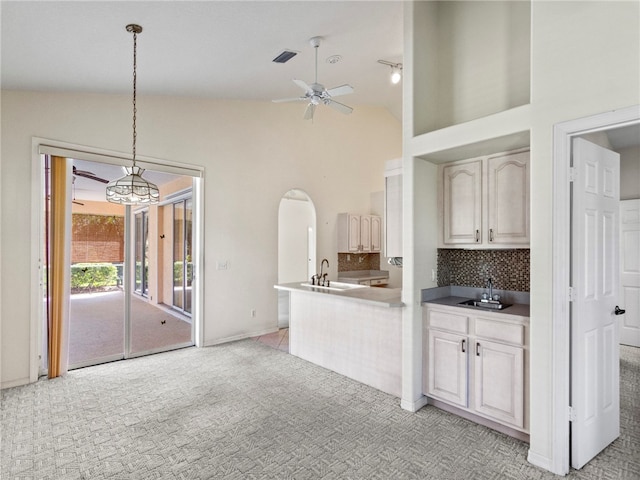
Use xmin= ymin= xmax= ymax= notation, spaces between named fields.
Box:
xmin=278 ymin=189 xmax=316 ymax=327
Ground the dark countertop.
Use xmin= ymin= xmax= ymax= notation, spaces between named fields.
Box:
xmin=275 ymin=282 xmax=403 ymax=308
xmin=423 ymin=295 xmax=530 ymax=318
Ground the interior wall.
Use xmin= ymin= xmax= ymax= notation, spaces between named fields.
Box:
xmin=0 ymin=90 xmax=401 ymax=387
xmin=528 ymin=0 xmax=640 ymax=469
xmin=435 ymin=0 xmax=530 ymax=130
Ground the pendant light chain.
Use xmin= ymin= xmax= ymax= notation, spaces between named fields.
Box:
xmin=106 ymin=24 xmax=159 ymax=205
xmin=131 ymin=28 xmax=138 ymax=166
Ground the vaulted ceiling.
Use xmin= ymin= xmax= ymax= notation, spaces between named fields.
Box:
xmin=1 ymin=1 xmax=404 ymax=119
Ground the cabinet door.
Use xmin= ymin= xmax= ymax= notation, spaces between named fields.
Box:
xmin=487 ymin=151 xmax=530 ymax=244
xmin=443 ymin=161 xmax=482 ymax=244
xmin=360 ymin=215 xmax=372 ymax=252
xmin=370 ymin=216 xmax=382 ymax=252
xmin=347 ymin=214 xmax=361 ymax=252
xmin=385 ymin=174 xmax=402 ymax=257
xmin=427 ymin=330 xmax=468 ymax=407
xmin=473 ymin=339 xmax=524 ymax=428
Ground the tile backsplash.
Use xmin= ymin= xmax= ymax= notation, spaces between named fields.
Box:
xmin=437 ymin=249 xmax=530 ymax=292
xmin=338 ymin=253 xmax=380 ymax=272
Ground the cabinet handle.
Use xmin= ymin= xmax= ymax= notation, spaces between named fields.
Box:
xmin=475 ymin=230 xmax=480 ymax=242
xmin=489 ymin=228 xmax=494 ymax=242
xmin=476 ymin=342 xmax=481 ymax=356
xmin=461 ymin=339 xmax=466 ymax=353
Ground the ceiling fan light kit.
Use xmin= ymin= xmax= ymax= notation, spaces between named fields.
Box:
xmin=106 ymin=24 xmax=160 ymax=205
xmin=272 ymin=36 xmax=354 ymax=121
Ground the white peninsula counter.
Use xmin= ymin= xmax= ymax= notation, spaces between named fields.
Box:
xmin=274 ymin=283 xmax=404 ymax=397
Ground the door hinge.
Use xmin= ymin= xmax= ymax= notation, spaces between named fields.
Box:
xmin=568 ymin=286 xmax=575 ymax=302
xmin=568 ymin=406 xmax=576 ymax=422
xmin=569 ymin=167 xmax=577 ymax=182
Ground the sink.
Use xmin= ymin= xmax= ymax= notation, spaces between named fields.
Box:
xmin=300 ymin=281 xmax=367 ymax=291
xmin=458 ymin=299 xmax=512 ymax=310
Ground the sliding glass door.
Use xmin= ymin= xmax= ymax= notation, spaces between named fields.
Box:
xmin=173 ymin=198 xmax=193 ymax=315
xmin=134 ymin=210 xmax=149 ymax=297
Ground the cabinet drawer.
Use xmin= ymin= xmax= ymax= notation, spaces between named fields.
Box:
xmin=370 ymin=278 xmax=388 ymax=286
xmin=475 ymin=318 xmax=524 ymax=346
xmin=428 ymin=309 xmax=469 ymax=334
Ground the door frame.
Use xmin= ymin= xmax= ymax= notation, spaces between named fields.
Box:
xmin=549 ymin=105 xmax=639 ymax=475
xmin=30 ymin=137 xmax=205 ymax=379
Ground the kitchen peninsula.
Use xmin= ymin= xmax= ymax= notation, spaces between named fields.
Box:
xmin=274 ymin=283 xmax=404 ymax=397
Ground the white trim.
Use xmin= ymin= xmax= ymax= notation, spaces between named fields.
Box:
xmin=37 ymin=138 xmax=204 ymax=177
xmin=192 ymin=177 xmax=205 ymax=347
xmin=549 ymin=104 xmax=640 ymax=475
xmin=204 ymin=328 xmax=276 ymax=347
xmin=31 ymin=139 xmax=46 ymax=381
xmin=400 ymin=395 xmax=429 ymax=413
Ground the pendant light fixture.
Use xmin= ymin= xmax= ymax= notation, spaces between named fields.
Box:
xmin=106 ymin=24 xmax=160 ymax=205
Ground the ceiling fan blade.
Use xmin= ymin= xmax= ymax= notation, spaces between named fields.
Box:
xmin=326 ymin=99 xmax=353 ymax=115
xmin=272 ymin=97 xmax=306 ymax=103
xmin=303 ymin=103 xmax=316 ymax=121
xmin=292 ymin=79 xmax=314 ymax=95
xmin=72 ymin=200 xmax=85 ymax=206
xmin=325 ymin=84 xmax=354 ymax=97
xmin=75 ymin=171 xmax=109 ymax=184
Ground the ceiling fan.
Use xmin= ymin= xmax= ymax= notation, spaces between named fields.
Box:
xmin=73 ymin=166 xmax=108 ymax=184
xmin=273 ymin=36 xmax=354 ymax=120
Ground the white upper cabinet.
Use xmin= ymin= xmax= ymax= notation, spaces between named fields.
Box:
xmin=442 ymin=160 xmax=483 ymax=245
xmin=338 ymin=213 xmax=382 ymax=253
xmin=440 ymin=149 xmax=530 ymax=248
xmin=487 ymin=151 xmax=530 ymax=245
xmin=384 ymin=159 xmax=403 ymax=258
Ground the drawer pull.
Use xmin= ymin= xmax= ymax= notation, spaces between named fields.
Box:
xmin=461 ymin=339 xmax=466 ymax=353
xmin=476 ymin=342 xmax=481 ymax=356
xmin=475 ymin=230 xmax=480 ymax=242
xmin=489 ymin=228 xmax=494 ymax=242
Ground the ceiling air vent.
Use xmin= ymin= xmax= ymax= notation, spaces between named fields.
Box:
xmin=272 ymin=50 xmax=298 ymax=64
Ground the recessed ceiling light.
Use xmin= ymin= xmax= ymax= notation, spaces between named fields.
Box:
xmin=326 ymin=55 xmax=342 ymax=64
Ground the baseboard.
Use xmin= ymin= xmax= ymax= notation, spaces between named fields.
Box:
xmin=1 ymin=376 xmax=31 ymax=390
xmin=204 ymin=328 xmax=279 ymax=347
xmin=401 ymin=395 xmax=429 ymax=412
xmin=527 ymin=450 xmax=558 ymax=474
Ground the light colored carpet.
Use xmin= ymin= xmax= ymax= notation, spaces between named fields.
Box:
xmin=1 ymin=341 xmax=638 ymax=479
xmin=69 ymin=291 xmax=192 ymax=366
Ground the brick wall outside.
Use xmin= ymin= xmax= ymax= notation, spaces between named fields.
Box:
xmin=72 ymin=214 xmax=124 ymax=264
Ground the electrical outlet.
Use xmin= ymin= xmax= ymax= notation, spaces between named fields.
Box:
xmin=431 ymin=269 xmax=436 ymax=282
xmin=217 ymin=260 xmax=229 ymax=270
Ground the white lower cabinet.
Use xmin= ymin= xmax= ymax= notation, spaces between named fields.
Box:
xmin=424 ymin=304 xmax=528 ymax=433
xmin=428 ymin=329 xmax=468 ymax=407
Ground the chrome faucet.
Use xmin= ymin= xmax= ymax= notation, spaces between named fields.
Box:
xmin=487 ymin=277 xmax=493 ymax=300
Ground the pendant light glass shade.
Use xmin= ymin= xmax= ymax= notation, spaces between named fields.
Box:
xmin=107 ymin=24 xmax=159 ymax=205
xmin=106 ymin=166 xmax=160 ymax=204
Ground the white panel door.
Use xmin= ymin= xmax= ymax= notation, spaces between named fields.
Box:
xmin=620 ymin=200 xmax=640 ymax=347
xmin=571 ymin=138 xmax=620 ymax=470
